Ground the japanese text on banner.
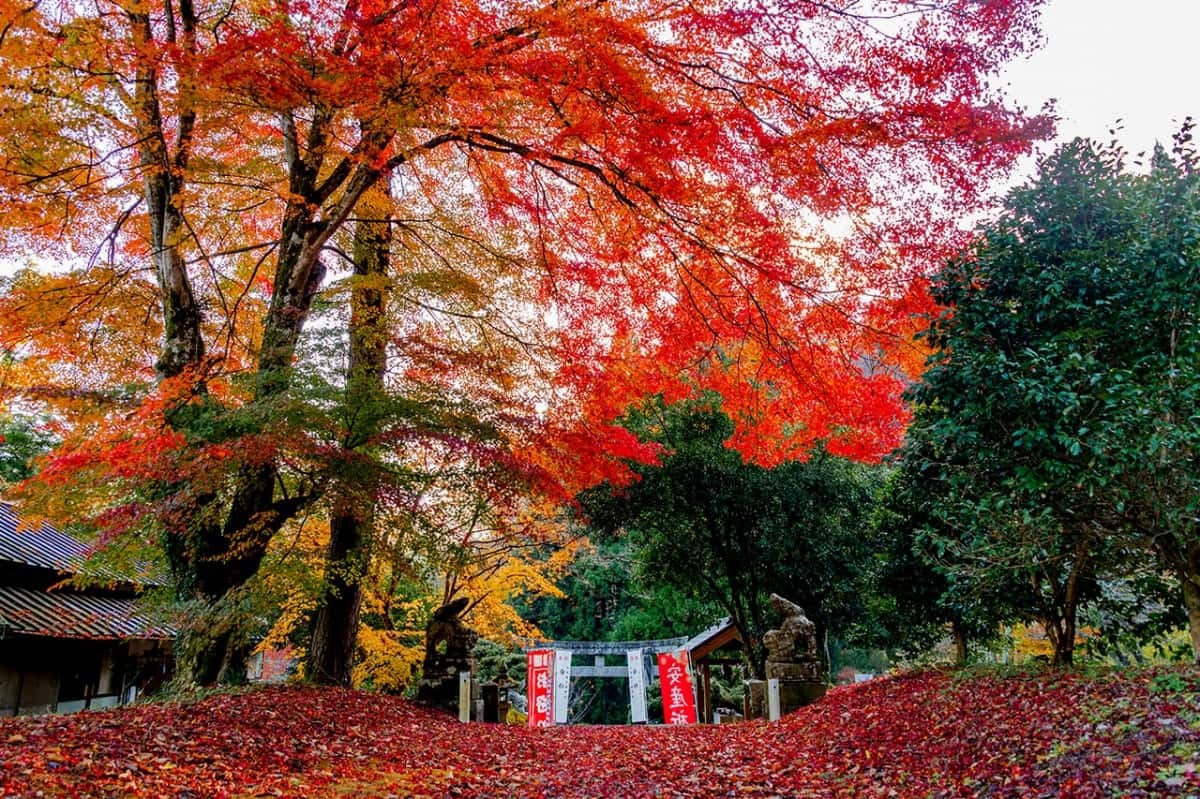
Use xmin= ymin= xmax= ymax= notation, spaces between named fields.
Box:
xmin=526 ymin=649 xmax=554 ymax=728
xmin=656 ymin=650 xmax=697 ymax=725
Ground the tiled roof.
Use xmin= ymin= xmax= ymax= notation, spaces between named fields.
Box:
xmin=0 ymin=585 xmax=173 ymax=640
xmin=0 ymin=501 xmax=165 ymax=586
xmin=0 ymin=501 xmax=90 ymax=573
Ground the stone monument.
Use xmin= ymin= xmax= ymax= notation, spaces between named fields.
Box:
xmin=417 ymin=597 xmax=479 ymax=712
xmin=762 ymin=593 xmax=826 ymax=712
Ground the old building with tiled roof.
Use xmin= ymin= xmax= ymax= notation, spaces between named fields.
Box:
xmin=0 ymin=502 xmax=172 ymax=715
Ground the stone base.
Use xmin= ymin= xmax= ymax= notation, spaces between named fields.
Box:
xmin=416 ymin=675 xmax=457 ymax=708
xmin=743 ymin=679 xmax=766 ymax=719
xmin=745 ymin=675 xmax=827 ymax=718
xmin=778 ymin=679 xmax=827 ymax=714
xmin=417 ymin=661 xmax=475 ymax=712
xmin=765 ymin=660 xmax=823 ymax=682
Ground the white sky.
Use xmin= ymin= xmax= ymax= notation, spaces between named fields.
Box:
xmin=1000 ymin=0 xmax=1200 ymax=162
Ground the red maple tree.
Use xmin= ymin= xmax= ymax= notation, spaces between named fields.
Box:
xmin=0 ymin=0 xmax=1051 ymax=682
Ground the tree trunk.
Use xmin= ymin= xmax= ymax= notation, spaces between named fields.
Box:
xmin=951 ymin=620 xmax=968 ymax=666
xmin=129 ymin=4 xmax=248 ymax=688
xmin=1182 ymin=575 xmax=1200 ymax=666
xmin=172 ymin=602 xmax=256 ymax=687
xmin=130 ymin=4 xmax=204 ymax=383
xmin=124 ymin=6 xmax=402 ymax=686
xmin=162 ymin=461 xmax=309 ymax=688
xmin=306 ymin=179 xmax=391 ymax=686
xmin=821 ymin=624 xmax=831 ymax=683
xmin=166 ymin=262 xmax=327 ymax=684
xmin=308 ymin=512 xmax=370 ymax=685
xmin=170 ymin=190 xmax=339 ymax=685
xmin=1048 ymin=557 xmax=1084 ymax=668
xmin=810 ymin=618 xmax=831 ymax=682
xmin=1148 ymin=527 xmax=1200 ymax=665
xmin=1051 ymin=608 xmax=1076 ymax=668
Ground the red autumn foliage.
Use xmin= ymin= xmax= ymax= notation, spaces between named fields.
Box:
xmin=2 ymin=670 xmax=1197 ymax=798
xmin=1 ymin=0 xmax=1051 ymax=483
xmin=1 ymin=2 xmax=1055 ymax=686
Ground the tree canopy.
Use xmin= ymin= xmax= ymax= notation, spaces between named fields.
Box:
xmin=582 ymin=400 xmax=883 ymax=675
xmin=0 ymin=413 xmax=56 ymax=486
xmin=896 ymin=131 xmax=1200 ymax=665
xmin=0 ymin=0 xmax=1049 ymax=682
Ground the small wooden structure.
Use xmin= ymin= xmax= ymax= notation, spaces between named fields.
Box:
xmin=681 ymin=618 xmax=744 ymax=724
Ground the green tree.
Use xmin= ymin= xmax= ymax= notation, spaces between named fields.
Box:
xmin=584 ymin=400 xmax=882 ymax=676
xmin=901 ymin=132 xmax=1200 ymax=665
xmin=526 ymin=538 xmax=722 ymax=643
xmin=868 ymin=465 xmax=1031 ymax=664
xmin=0 ymin=414 xmax=56 ymax=486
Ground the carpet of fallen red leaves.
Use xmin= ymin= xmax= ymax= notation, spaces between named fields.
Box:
xmin=2 ymin=668 xmax=1198 ymax=798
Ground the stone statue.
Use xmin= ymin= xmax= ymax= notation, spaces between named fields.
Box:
xmin=417 ymin=597 xmax=478 ymax=711
xmin=763 ymin=594 xmax=820 ymax=673
xmin=762 ymin=593 xmax=825 ymax=710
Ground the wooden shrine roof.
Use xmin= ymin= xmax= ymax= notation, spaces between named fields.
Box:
xmin=682 ymin=618 xmax=742 ymax=662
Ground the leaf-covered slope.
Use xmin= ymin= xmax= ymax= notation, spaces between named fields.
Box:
xmin=1 ymin=670 xmax=1197 ymax=798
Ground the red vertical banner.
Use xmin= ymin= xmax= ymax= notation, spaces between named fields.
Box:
xmin=657 ymin=650 xmax=697 ymax=725
xmin=526 ymin=649 xmax=554 ymax=728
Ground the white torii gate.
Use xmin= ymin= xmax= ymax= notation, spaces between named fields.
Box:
xmin=517 ymin=636 xmax=689 ymax=724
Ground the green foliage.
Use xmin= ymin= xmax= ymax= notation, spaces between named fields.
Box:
xmin=1149 ymin=671 xmax=1191 ymax=695
xmin=868 ymin=466 xmax=1030 ymax=661
xmin=829 ymin=645 xmax=890 ymax=676
xmin=897 ymin=128 xmax=1200 ymax=665
xmin=581 ymin=398 xmax=883 ymax=674
xmin=0 ymin=413 xmax=56 ymax=486
xmin=524 ymin=538 xmax=722 ymax=645
xmin=1079 ymin=573 xmax=1186 ymax=662
xmin=472 ymin=639 xmax=527 ymax=687
xmin=949 ymin=660 xmax=1051 ymax=683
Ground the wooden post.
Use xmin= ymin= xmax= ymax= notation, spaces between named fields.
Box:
xmin=701 ymin=663 xmax=712 ymax=724
xmin=627 ymin=649 xmax=647 ymax=723
xmin=767 ymin=678 xmax=781 ymax=722
xmin=458 ymin=671 xmax=471 ymax=722
xmin=744 ymin=679 xmax=765 ymax=719
xmin=13 ymin=669 xmax=24 ymax=717
xmin=553 ymin=650 xmax=572 ymax=724
xmin=482 ymin=683 xmax=499 ymax=723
